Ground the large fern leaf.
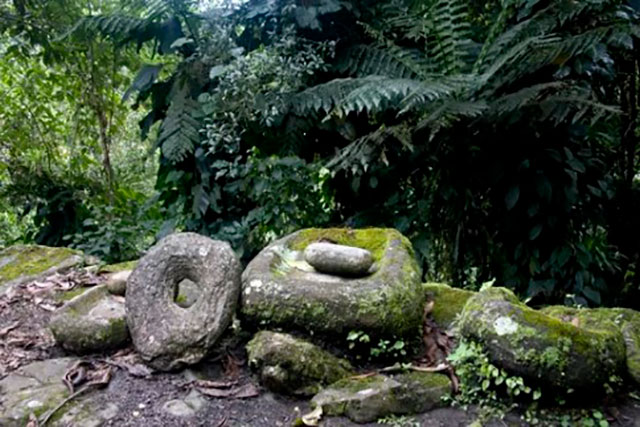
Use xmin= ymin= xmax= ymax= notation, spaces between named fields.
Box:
xmin=158 ymin=84 xmax=202 ymax=163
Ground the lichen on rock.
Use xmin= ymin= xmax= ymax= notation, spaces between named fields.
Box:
xmin=246 ymin=331 xmax=354 ymax=396
xmin=458 ymin=287 xmax=626 ymax=392
xmin=241 ymin=228 xmax=424 ymax=343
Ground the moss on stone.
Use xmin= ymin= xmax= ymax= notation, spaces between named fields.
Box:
xmin=423 ymin=283 xmax=475 ymax=329
xmin=54 ymin=286 xmax=91 ymax=302
xmin=542 ymin=305 xmax=640 ymax=385
xmin=247 ymin=331 xmax=354 ymax=396
xmin=99 ymin=260 xmax=138 ymax=273
xmin=289 ymin=228 xmax=394 ymax=263
xmin=0 ymin=245 xmax=82 ymax=284
xmin=459 ymin=287 xmax=625 ymax=392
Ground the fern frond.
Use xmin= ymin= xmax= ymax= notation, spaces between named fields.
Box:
xmin=335 ymin=44 xmax=421 ymax=79
xmin=158 ymin=84 xmax=202 ymax=163
xmin=326 ymin=123 xmax=413 ymax=173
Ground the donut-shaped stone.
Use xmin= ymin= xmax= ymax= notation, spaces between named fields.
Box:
xmin=126 ymin=232 xmax=241 ymax=371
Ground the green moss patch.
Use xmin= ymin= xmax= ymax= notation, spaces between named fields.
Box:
xmin=99 ymin=260 xmax=138 ymax=273
xmin=423 ymin=282 xmax=475 ymax=329
xmin=0 ymin=245 xmax=82 ymax=284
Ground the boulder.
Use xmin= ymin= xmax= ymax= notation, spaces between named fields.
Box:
xmin=311 ymin=371 xmax=451 ymax=423
xmin=241 ymin=228 xmax=424 ymax=341
xmin=105 ymin=270 xmax=130 ymax=296
xmin=542 ymin=306 xmax=640 ymax=385
xmin=49 ymin=285 xmax=129 ymax=354
xmin=0 ymin=358 xmax=119 ymax=426
xmin=423 ymin=283 xmax=475 ymax=330
xmin=99 ymin=260 xmax=138 ymax=273
xmin=126 ymin=232 xmax=241 ymax=371
xmin=246 ymin=331 xmax=354 ymax=396
xmin=304 ymin=242 xmax=373 ymax=277
xmin=0 ymin=245 xmax=91 ymax=294
xmin=459 ymin=287 xmax=626 ymax=391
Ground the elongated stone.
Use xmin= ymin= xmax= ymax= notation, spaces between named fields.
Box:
xmin=304 ymin=242 xmax=373 ymax=277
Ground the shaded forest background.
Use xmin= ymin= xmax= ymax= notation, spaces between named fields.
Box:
xmin=1 ymin=0 xmax=639 ymax=308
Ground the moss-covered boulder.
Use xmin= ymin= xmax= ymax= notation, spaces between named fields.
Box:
xmin=423 ymin=283 xmax=475 ymax=330
xmin=542 ymin=306 xmax=640 ymax=385
xmin=0 ymin=245 xmax=91 ymax=294
xmin=49 ymin=285 xmax=129 ymax=354
xmin=241 ymin=228 xmax=424 ymax=341
xmin=246 ymin=331 xmax=354 ymax=396
xmin=0 ymin=358 xmax=119 ymax=426
xmin=311 ymin=371 xmax=451 ymax=423
xmin=459 ymin=287 xmax=626 ymax=392
xmin=99 ymin=260 xmax=138 ymax=273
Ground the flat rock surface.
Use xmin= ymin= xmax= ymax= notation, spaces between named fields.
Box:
xmin=0 ymin=245 xmax=91 ymax=294
xmin=49 ymin=285 xmax=129 ymax=354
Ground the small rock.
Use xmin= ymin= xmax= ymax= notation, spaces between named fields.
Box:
xmin=105 ymin=270 xmax=130 ymax=295
xmin=312 ymin=371 xmax=451 ymax=423
xmin=304 ymin=242 xmax=373 ymax=277
xmin=247 ymin=331 xmax=354 ymax=396
xmin=126 ymin=232 xmax=241 ymax=371
xmin=163 ymin=400 xmax=195 ymax=418
xmin=50 ymin=285 xmax=129 ymax=354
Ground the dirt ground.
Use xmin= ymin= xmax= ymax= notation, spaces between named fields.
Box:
xmin=2 ymin=279 xmax=640 ymax=427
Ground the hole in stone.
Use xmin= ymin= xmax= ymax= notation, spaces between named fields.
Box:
xmin=174 ymin=278 xmax=200 ymax=308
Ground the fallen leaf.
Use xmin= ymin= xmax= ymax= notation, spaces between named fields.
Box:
xmin=195 ymin=379 xmax=238 ymax=389
xmin=197 ymin=383 xmax=259 ymax=399
xmin=348 ymin=372 xmax=377 ymax=380
xmin=0 ymin=321 xmax=20 ymax=337
xmin=301 ymin=406 xmax=323 ymax=426
xmin=571 ymin=317 xmax=580 ymax=327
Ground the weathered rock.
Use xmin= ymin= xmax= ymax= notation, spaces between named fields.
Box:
xmin=126 ymin=232 xmax=241 ymax=371
xmin=0 ymin=358 xmax=119 ymax=426
xmin=459 ymin=287 xmax=626 ymax=391
xmin=241 ymin=228 xmax=423 ymax=341
xmin=49 ymin=285 xmax=129 ymax=353
xmin=304 ymin=242 xmax=374 ymax=277
xmin=246 ymin=331 xmax=354 ymax=396
xmin=542 ymin=306 xmax=640 ymax=385
xmin=162 ymin=390 xmax=207 ymax=418
xmin=174 ymin=278 xmax=200 ymax=308
xmin=423 ymin=283 xmax=475 ymax=330
xmin=0 ymin=245 xmax=91 ymax=294
xmin=105 ymin=270 xmax=130 ymax=295
xmin=312 ymin=371 xmax=451 ymax=423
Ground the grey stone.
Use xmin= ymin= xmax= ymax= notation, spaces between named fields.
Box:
xmin=312 ymin=371 xmax=451 ymax=423
xmin=105 ymin=270 xmax=130 ymax=295
xmin=0 ymin=358 xmax=119 ymax=426
xmin=459 ymin=287 xmax=626 ymax=391
xmin=304 ymin=242 xmax=373 ymax=277
xmin=49 ymin=285 xmax=129 ymax=354
xmin=241 ymin=228 xmax=423 ymax=341
xmin=0 ymin=245 xmax=92 ymax=295
xmin=162 ymin=390 xmax=207 ymax=418
xmin=175 ymin=278 xmax=200 ymax=308
xmin=247 ymin=331 xmax=353 ymax=396
xmin=126 ymin=232 xmax=241 ymax=371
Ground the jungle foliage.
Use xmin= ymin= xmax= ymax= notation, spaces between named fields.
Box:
xmin=1 ymin=0 xmax=640 ymax=307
